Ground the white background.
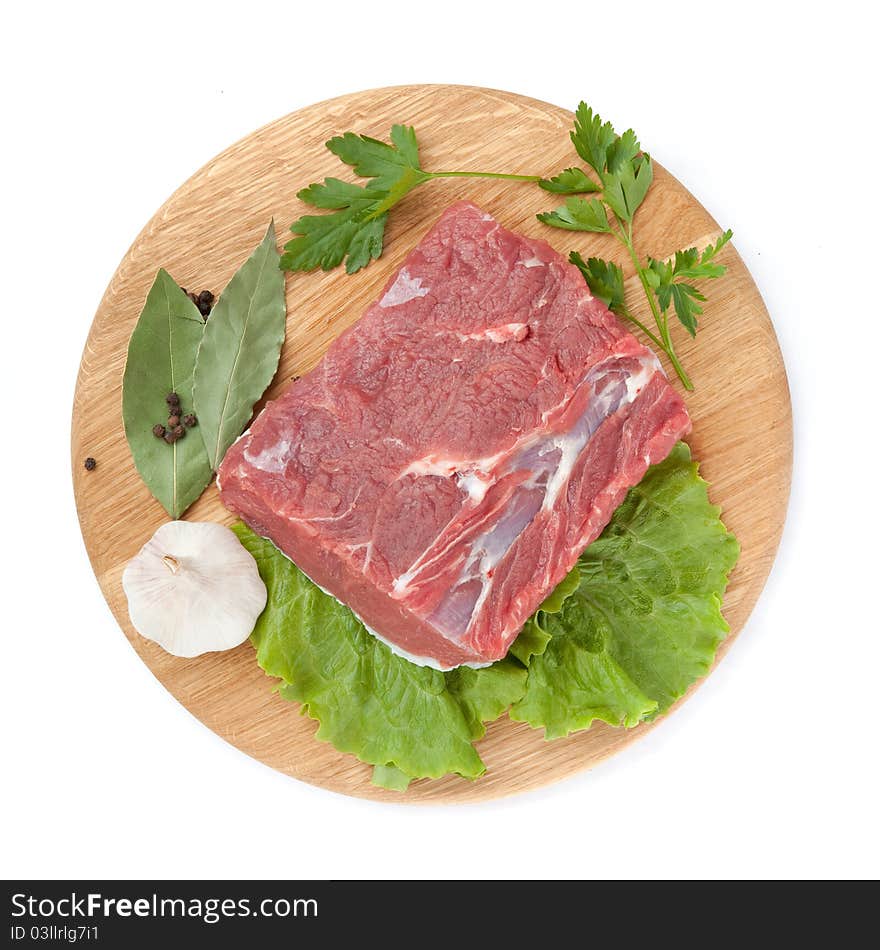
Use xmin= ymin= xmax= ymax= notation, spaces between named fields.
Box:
xmin=2 ymin=0 xmax=878 ymax=881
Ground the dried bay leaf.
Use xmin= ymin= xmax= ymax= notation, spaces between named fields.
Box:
xmin=122 ymin=270 xmax=213 ymax=518
xmin=194 ymin=223 xmax=286 ymax=471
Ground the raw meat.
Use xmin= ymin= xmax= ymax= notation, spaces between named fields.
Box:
xmin=218 ymin=202 xmax=691 ymax=668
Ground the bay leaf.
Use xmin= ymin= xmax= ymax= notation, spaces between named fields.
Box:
xmin=122 ymin=269 xmax=214 ymax=518
xmin=193 ymin=222 xmax=286 ymax=471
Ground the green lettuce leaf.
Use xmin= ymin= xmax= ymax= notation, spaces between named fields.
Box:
xmin=510 ymin=442 xmax=739 ymax=737
xmin=234 ymin=442 xmax=738 ymax=785
xmin=508 ymin=567 xmax=580 ymax=666
xmin=372 ymin=764 xmax=412 ymax=791
xmin=233 ymin=526 xmax=527 ymax=784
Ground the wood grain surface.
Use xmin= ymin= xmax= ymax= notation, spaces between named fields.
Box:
xmin=71 ymin=85 xmax=792 ymax=803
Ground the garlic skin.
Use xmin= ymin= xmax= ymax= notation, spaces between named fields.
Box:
xmin=122 ymin=521 xmax=267 ymax=658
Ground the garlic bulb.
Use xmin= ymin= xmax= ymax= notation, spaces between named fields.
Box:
xmin=122 ymin=521 xmax=267 ymax=658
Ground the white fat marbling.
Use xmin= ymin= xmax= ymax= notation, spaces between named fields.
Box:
xmin=456 ymin=471 xmax=490 ymax=505
xmin=540 ymin=353 xmax=658 ymax=515
xmin=243 ymin=438 xmax=291 ymax=474
xmin=257 ymin=532 xmax=485 ymax=671
xmin=456 ymin=322 xmax=529 ymax=344
xmin=392 ymin=351 xmax=661 ymax=642
xmin=379 ymin=269 xmax=429 ymax=308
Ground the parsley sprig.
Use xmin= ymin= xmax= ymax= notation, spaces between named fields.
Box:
xmin=282 ymin=104 xmax=733 ymax=390
xmin=281 ymin=125 xmax=540 ymax=274
xmin=538 ymin=103 xmax=732 ymax=390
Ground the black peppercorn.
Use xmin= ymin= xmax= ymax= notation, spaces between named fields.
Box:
xmin=197 ymin=290 xmax=215 ymax=317
xmin=173 ymin=424 xmax=186 ymax=439
xmin=152 ymin=423 xmax=166 ymax=438
xmin=84 ymin=457 xmax=97 ymax=471
xmin=164 ymin=431 xmax=176 ymax=444
xmin=168 ymin=414 xmax=180 ymax=428
xmin=166 ymin=392 xmax=180 ymax=407
xmin=183 ymin=413 xmax=197 ymax=427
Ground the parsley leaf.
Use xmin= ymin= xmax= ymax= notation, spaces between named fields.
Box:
xmin=647 ymin=230 xmax=733 ymax=337
xmin=665 ymin=229 xmax=732 ymax=281
xmin=281 ymin=202 xmax=387 ymax=274
xmin=537 ymin=102 xmax=733 ymax=390
xmin=326 ymin=125 xmax=423 ymax=189
xmin=536 ymin=197 xmax=611 ymax=232
xmin=571 ymin=102 xmax=618 ymax=174
xmin=281 ymin=125 xmax=430 ymax=274
xmin=283 ymin=103 xmax=734 ymax=392
xmin=605 ymin=128 xmax=641 ymax=174
xmin=283 ymin=124 xmax=543 ymax=275
xmin=668 ymin=283 xmax=706 ymax=336
xmin=539 ymin=167 xmax=600 ymax=194
xmin=569 ymin=253 xmax=625 ymax=315
xmin=601 ymin=152 xmax=653 ymax=223
xmin=540 ymin=106 xmax=653 ymax=229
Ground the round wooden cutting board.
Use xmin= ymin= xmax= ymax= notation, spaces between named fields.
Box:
xmin=71 ymin=85 xmax=792 ymax=803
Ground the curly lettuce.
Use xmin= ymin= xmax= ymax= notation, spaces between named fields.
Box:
xmin=234 ymin=442 xmax=738 ymax=789
xmin=510 ymin=443 xmax=740 ymax=736
xmin=233 ymin=526 xmax=526 ymax=790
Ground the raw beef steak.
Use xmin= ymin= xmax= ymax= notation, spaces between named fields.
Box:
xmin=219 ymin=202 xmax=691 ymax=668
